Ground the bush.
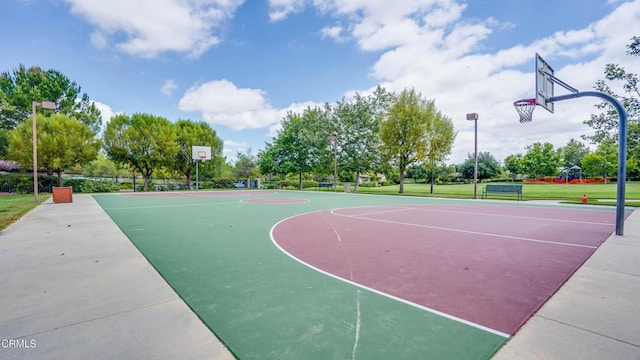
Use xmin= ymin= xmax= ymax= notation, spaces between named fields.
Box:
xmin=359 ymin=181 xmax=379 ymax=187
xmin=380 ymin=180 xmax=394 ymax=186
xmin=278 ymin=180 xmax=319 ymax=188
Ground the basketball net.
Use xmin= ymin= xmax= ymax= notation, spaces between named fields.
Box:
xmin=513 ymin=98 xmax=536 ymax=123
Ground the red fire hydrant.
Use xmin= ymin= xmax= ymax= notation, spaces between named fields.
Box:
xmin=582 ymin=194 xmax=587 ymax=204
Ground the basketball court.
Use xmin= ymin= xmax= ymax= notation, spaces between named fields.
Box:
xmin=93 ymin=190 xmax=625 ymax=359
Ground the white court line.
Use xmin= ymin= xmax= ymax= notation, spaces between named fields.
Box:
xmin=269 ymin=212 xmax=511 ymax=339
xmin=103 ymin=200 xmax=243 ymax=211
xmin=408 ymin=207 xmax=614 ymax=226
xmin=329 ymin=209 xmax=598 ymax=249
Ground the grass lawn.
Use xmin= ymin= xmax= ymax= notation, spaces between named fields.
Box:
xmin=0 ymin=193 xmax=51 ymax=231
xmin=350 ymin=181 xmax=640 ymax=206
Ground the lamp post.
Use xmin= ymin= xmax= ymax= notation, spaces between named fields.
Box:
xmin=466 ymin=113 xmax=479 ymax=199
xmin=327 ymin=135 xmax=337 ymax=192
xmin=32 ymin=101 xmax=57 ymax=203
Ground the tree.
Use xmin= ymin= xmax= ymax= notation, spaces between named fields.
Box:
xmin=504 ymin=154 xmax=524 ymax=182
xmin=174 ymin=119 xmax=223 ymax=188
xmin=234 ymin=148 xmax=258 ymax=180
xmin=521 ymin=142 xmax=561 ymax=180
xmin=103 ymin=113 xmax=177 ymax=191
xmin=583 ymin=36 xmax=639 ymax=144
xmin=561 ymin=138 xmax=590 ymax=168
xmin=263 ymin=107 xmax=331 ymax=189
xmin=460 ymin=152 xmax=500 ymax=181
xmin=0 ymin=65 xmax=102 ymax=133
xmin=582 ymin=140 xmax=617 ymax=180
xmin=8 ymin=113 xmax=99 ymax=186
xmin=379 ymin=88 xmax=455 ymax=193
xmin=329 ymin=86 xmax=392 ymax=192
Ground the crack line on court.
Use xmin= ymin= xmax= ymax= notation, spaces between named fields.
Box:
xmin=352 ymin=289 xmax=362 ymax=360
xmin=407 ymin=207 xmax=615 ymax=226
xmin=330 ymin=210 xmax=598 ymax=249
xmin=321 ymin=212 xmax=355 ymax=280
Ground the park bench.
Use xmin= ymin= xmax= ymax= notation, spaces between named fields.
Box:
xmin=318 ymin=182 xmax=333 ymax=188
xmin=481 ymin=184 xmax=523 ymax=201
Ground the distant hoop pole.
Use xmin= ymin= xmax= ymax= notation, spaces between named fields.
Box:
xmin=549 ymin=91 xmax=627 ymax=236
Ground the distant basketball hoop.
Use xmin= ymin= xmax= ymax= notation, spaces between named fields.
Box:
xmin=191 ymin=146 xmax=212 ymax=192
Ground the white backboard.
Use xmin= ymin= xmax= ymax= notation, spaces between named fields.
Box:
xmin=536 ymin=53 xmax=555 ymax=113
xmin=191 ymin=146 xmax=212 ymax=161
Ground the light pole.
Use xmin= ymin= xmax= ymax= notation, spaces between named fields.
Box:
xmin=327 ymin=135 xmax=337 ymax=192
xmin=466 ymin=113 xmax=479 ymax=199
xmin=32 ymin=101 xmax=57 ymax=203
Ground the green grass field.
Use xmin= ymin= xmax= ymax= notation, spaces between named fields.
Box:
xmin=349 ymin=181 xmax=640 ymax=205
xmin=0 ymin=194 xmax=51 ymax=231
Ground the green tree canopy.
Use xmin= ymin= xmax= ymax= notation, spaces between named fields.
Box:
xmin=261 ymin=106 xmax=331 ymax=189
xmin=330 ymin=86 xmax=392 ymax=191
xmin=234 ymin=148 xmax=258 ymax=179
xmin=103 ymin=113 xmax=177 ymax=191
xmin=561 ymin=138 xmax=590 ymax=168
xmin=460 ymin=152 xmax=500 ymax=181
xmin=521 ymin=142 xmax=561 ymax=180
xmin=8 ymin=113 xmax=99 ymax=186
xmin=582 ymin=140 xmax=617 ymax=180
xmin=379 ymin=88 xmax=455 ymax=193
xmin=174 ymin=119 xmax=224 ymax=188
xmin=0 ymin=65 xmax=102 ymax=133
xmin=504 ymin=153 xmax=524 ymax=182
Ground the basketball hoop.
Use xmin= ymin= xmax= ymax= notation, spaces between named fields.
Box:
xmin=514 ymin=98 xmax=536 ymax=123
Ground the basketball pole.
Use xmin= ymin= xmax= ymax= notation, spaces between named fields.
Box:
xmin=196 ymin=159 xmax=199 ymax=192
xmin=548 ymin=91 xmax=628 ymax=236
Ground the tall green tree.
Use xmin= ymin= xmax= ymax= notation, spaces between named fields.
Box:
xmin=521 ymin=142 xmax=561 ymax=180
xmin=329 ymin=86 xmax=392 ymax=192
xmin=103 ymin=113 xmax=177 ymax=191
xmin=174 ymin=119 xmax=223 ymax=188
xmin=561 ymin=138 xmax=590 ymax=168
xmin=504 ymin=154 xmax=524 ymax=182
xmin=582 ymin=140 xmax=618 ymax=180
xmin=234 ymin=148 xmax=258 ymax=180
xmin=264 ymin=107 xmax=331 ymax=189
xmin=379 ymin=88 xmax=455 ymax=193
xmin=460 ymin=152 xmax=500 ymax=181
xmin=8 ymin=113 xmax=99 ymax=186
xmin=0 ymin=65 xmax=102 ymax=133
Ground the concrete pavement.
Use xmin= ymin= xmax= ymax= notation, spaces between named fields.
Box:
xmin=493 ymin=208 xmax=640 ymax=359
xmin=1 ymin=194 xmax=639 ymax=359
xmin=0 ymin=194 xmax=234 ymax=360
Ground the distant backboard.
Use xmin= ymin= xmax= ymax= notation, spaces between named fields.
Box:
xmin=191 ymin=146 xmax=211 ymax=161
xmin=536 ymin=53 xmax=554 ymax=113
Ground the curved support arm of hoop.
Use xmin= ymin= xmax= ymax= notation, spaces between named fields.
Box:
xmin=550 ymin=91 xmax=627 ymax=235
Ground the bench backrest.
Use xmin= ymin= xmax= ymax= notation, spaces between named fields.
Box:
xmin=485 ymin=184 xmax=522 ymax=192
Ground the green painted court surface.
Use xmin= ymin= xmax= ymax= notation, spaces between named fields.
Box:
xmin=94 ymin=191 xmax=511 ymax=359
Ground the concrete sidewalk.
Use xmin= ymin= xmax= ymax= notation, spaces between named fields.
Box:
xmin=493 ymin=208 xmax=640 ymax=359
xmin=0 ymin=195 xmax=234 ymax=360
xmin=2 ymin=194 xmax=639 ymax=359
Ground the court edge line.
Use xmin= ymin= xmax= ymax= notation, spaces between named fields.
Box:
xmin=269 ymin=213 xmax=510 ymax=339
xmin=330 ymin=209 xmax=599 ymax=250
xmin=409 ymin=207 xmax=614 ymax=226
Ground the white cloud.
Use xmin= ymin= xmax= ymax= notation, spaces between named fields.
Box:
xmin=320 ymin=25 xmax=344 ymax=41
xmin=268 ymin=0 xmax=305 ymax=21
xmin=93 ymin=101 xmax=116 ymax=125
xmin=295 ymin=0 xmax=640 ymax=164
xmin=63 ymin=0 xmax=244 ymax=58
xmin=160 ymin=79 xmax=178 ymax=97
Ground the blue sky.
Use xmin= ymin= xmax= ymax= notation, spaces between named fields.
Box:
xmin=2 ymin=0 xmax=640 ymax=164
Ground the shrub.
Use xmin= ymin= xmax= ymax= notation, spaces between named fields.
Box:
xmin=359 ymin=181 xmax=379 ymax=187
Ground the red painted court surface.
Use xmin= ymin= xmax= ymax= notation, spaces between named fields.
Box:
xmin=272 ymin=204 xmax=617 ymax=336
xmin=121 ymin=190 xmax=273 ymax=198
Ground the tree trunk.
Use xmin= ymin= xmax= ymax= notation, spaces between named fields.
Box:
xmin=399 ymin=166 xmax=405 ymax=193
xmin=56 ymin=171 xmax=63 ymax=187
xmin=354 ymin=170 xmax=360 ymax=192
xmin=186 ymin=174 xmax=192 ymax=189
xmin=430 ymin=169 xmax=434 ymax=194
xmin=298 ymin=172 xmax=303 ymax=190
